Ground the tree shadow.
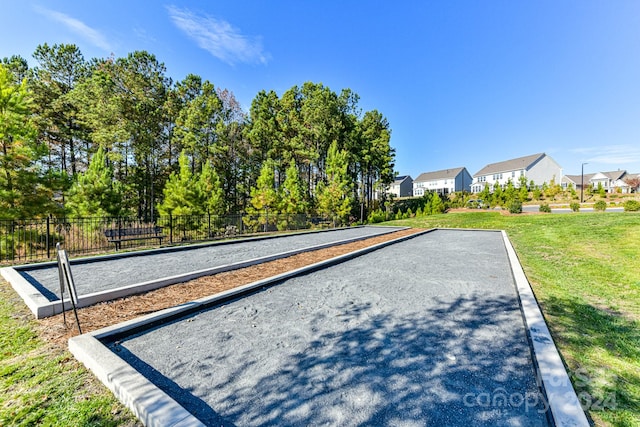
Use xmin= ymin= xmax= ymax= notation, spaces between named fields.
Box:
xmin=118 ymin=293 xmax=550 ymax=426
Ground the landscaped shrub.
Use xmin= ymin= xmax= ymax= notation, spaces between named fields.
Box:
xmin=623 ymin=200 xmax=640 ymax=212
xmin=539 ymin=203 xmax=551 ymax=213
xmin=570 ymin=202 xmax=580 ymax=212
xmin=594 ymin=200 xmax=607 ymax=211
xmin=508 ymin=200 xmax=522 ymax=214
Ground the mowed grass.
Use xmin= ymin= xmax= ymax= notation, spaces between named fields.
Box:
xmin=386 ymin=211 xmax=640 ymax=426
xmin=0 ymin=212 xmax=638 ymax=426
xmin=0 ymin=281 xmax=139 ymax=426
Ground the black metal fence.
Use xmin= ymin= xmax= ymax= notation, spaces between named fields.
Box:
xmin=0 ymin=213 xmax=333 ymax=265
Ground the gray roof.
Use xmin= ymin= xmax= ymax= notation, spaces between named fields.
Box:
xmin=414 ymin=167 xmax=466 ymax=182
xmin=601 ymin=170 xmax=627 ymax=181
xmin=393 ymin=175 xmax=412 ymax=184
xmin=474 ymin=153 xmax=545 ymax=177
xmin=563 ymin=174 xmax=595 ymax=184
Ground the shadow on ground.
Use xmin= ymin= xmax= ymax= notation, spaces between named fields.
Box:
xmin=116 ymin=292 xmax=550 ymax=426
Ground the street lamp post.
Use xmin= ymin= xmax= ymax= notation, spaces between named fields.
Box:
xmin=580 ymin=162 xmax=588 ymax=203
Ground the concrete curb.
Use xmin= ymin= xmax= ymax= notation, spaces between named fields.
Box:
xmin=69 ymin=228 xmax=431 ymax=426
xmin=5 ymin=226 xmax=407 ymax=318
xmin=69 ymin=334 xmax=205 ymax=427
xmin=502 ymin=231 xmax=589 ymax=427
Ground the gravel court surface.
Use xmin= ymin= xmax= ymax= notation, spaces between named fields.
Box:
xmin=19 ymin=226 xmax=402 ymax=300
xmin=110 ymin=229 xmax=549 ymax=426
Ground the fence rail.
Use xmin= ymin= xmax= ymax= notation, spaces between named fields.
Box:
xmin=0 ymin=213 xmax=333 ymax=265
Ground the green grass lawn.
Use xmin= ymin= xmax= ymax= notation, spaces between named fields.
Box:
xmin=0 ymin=281 xmax=139 ymax=426
xmin=386 ymin=211 xmax=640 ymax=426
xmin=1 ymin=211 xmax=638 ymax=426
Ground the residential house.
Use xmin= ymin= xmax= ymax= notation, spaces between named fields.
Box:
xmin=413 ymin=167 xmax=472 ymax=197
xmin=591 ymin=170 xmax=630 ymax=193
xmin=562 ymin=174 xmax=594 ymax=192
xmin=470 ymin=153 xmax=562 ymax=193
xmin=387 ymin=175 xmax=413 ymax=198
xmin=564 ymin=170 xmax=637 ymax=193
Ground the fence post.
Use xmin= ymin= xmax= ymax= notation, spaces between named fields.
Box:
xmin=169 ymin=213 xmax=173 ymax=244
xmin=46 ymin=216 xmax=51 ymax=259
xmin=208 ymin=211 xmax=211 ymax=238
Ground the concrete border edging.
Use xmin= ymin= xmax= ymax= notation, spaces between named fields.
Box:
xmin=6 ymin=226 xmax=408 ymax=318
xmin=502 ymin=231 xmax=589 ymax=427
xmin=69 ymin=334 xmax=205 ymax=427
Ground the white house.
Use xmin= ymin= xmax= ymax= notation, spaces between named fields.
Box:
xmin=564 ymin=170 xmax=636 ymax=193
xmin=471 ymin=153 xmax=562 ymax=193
xmin=387 ymin=175 xmax=413 ymax=198
xmin=413 ymin=167 xmax=472 ymax=197
xmin=590 ymin=170 xmax=629 ymax=193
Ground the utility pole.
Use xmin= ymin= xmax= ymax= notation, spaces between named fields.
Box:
xmin=581 ymin=162 xmax=588 ymax=203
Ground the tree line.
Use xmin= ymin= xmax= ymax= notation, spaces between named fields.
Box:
xmin=1 ymin=44 xmax=395 ymax=224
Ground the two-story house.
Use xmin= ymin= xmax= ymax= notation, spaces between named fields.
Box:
xmin=564 ymin=170 xmax=636 ymax=193
xmin=387 ymin=175 xmax=413 ymax=198
xmin=413 ymin=167 xmax=472 ymax=197
xmin=471 ymin=153 xmax=562 ymax=193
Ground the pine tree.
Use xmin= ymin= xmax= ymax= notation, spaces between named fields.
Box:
xmin=198 ymin=160 xmax=224 ymax=216
xmin=316 ymin=141 xmax=353 ymax=225
xmin=279 ymin=160 xmax=308 ymax=229
xmin=244 ymin=159 xmax=280 ymax=231
xmin=431 ymin=192 xmax=445 ymax=214
xmin=0 ymin=64 xmax=55 ymax=219
xmin=67 ymin=146 xmax=124 ymax=217
xmin=158 ymin=151 xmax=200 ymax=216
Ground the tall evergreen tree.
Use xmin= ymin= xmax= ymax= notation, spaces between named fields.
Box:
xmin=245 ymin=159 xmax=280 ymax=231
xmin=31 ymin=43 xmax=89 ymax=176
xmin=173 ymin=77 xmax=222 ymax=172
xmin=71 ymin=59 xmax=130 ymax=170
xmin=1 ymin=55 xmax=30 ymax=85
xmin=0 ymin=64 xmax=55 ymax=219
xmin=215 ymin=88 xmax=249 ymax=213
xmin=115 ymin=51 xmax=170 ymax=220
xmin=279 ymin=160 xmax=307 ymax=229
xmin=67 ymin=146 xmax=124 ymax=217
xmin=158 ymin=151 xmax=200 ymax=216
xmin=316 ymin=141 xmax=353 ymax=225
xmin=354 ymin=109 xmax=395 ymax=216
xmin=198 ymin=160 xmax=224 ymax=216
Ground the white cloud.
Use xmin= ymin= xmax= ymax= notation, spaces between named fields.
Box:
xmin=34 ymin=6 xmax=112 ymax=52
xmin=570 ymin=145 xmax=640 ymax=164
xmin=166 ymin=5 xmax=268 ymax=66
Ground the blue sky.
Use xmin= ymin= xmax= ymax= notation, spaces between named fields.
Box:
xmin=3 ymin=1 xmax=640 ymax=178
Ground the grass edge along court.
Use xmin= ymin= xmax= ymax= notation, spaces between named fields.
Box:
xmin=1 ymin=211 xmax=639 ymax=426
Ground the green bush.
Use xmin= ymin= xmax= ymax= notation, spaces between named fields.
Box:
xmin=539 ymin=203 xmax=551 ymax=213
xmin=508 ymin=200 xmax=522 ymax=214
xmin=594 ymin=200 xmax=607 ymax=211
xmin=570 ymin=202 xmax=580 ymax=212
xmin=623 ymin=199 xmax=640 ymax=212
